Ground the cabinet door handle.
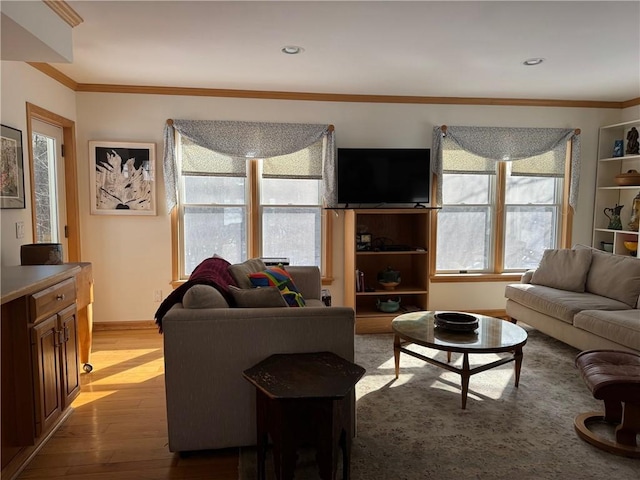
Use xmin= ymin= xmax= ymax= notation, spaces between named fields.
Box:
xmin=64 ymin=326 xmax=70 ymax=343
xmin=55 ymin=329 xmax=64 ymax=347
xmin=56 ymin=294 xmax=65 ymax=301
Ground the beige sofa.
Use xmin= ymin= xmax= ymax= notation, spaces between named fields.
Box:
xmin=161 ymin=263 xmax=355 ymax=453
xmin=505 ymin=246 xmax=640 ymax=354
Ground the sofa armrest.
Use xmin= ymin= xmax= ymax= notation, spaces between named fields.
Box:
xmin=521 ymin=269 xmax=535 ymax=284
xmin=287 ymin=266 xmax=321 ymax=300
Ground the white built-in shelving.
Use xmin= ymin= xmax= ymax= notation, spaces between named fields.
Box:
xmin=592 ymin=119 xmax=640 ymax=257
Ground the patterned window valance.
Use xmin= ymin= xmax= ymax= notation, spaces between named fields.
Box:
xmin=163 ymin=120 xmax=336 ymax=211
xmin=432 ymin=126 xmax=581 ymax=209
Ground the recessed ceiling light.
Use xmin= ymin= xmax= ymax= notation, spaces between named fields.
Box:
xmin=523 ymin=58 xmax=544 ymax=66
xmin=281 ymin=45 xmax=304 ymax=55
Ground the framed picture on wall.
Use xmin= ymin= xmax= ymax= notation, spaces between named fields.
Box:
xmin=1 ymin=124 xmax=26 ymax=209
xmin=89 ymin=141 xmax=156 ymax=215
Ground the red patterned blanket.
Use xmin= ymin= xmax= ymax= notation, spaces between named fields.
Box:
xmin=154 ymin=256 xmax=237 ymax=333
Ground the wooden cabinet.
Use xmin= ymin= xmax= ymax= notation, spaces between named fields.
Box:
xmin=59 ymin=305 xmax=80 ymax=407
xmin=31 ymin=304 xmax=80 ymax=437
xmin=1 ymin=265 xmax=83 ymax=480
xmin=344 ymin=209 xmax=431 ymax=333
xmin=593 ymin=119 xmax=640 ymax=257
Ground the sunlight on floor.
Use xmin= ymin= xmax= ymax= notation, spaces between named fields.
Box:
xmin=71 ymin=390 xmax=119 ymax=407
xmin=74 ymin=346 xmax=166 ymax=408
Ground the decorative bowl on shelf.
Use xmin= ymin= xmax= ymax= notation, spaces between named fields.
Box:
xmin=377 ymin=266 xmax=401 ymax=290
xmin=376 ymin=298 xmax=401 ymax=313
xmin=434 ymin=312 xmax=479 ymax=333
xmin=614 ymin=170 xmax=640 ymax=186
xmin=623 ymin=241 xmax=638 ymax=256
xmin=379 ymin=281 xmax=400 ymax=291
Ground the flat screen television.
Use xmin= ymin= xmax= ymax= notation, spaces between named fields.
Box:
xmin=337 ymin=148 xmax=431 ymax=206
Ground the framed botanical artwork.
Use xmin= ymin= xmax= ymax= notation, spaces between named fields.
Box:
xmin=1 ymin=124 xmax=26 ymax=209
xmin=89 ymin=141 xmax=156 ymax=215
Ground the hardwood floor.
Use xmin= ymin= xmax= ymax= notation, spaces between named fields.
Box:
xmin=17 ymin=329 xmax=239 ymax=480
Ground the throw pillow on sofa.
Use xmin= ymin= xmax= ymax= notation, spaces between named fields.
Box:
xmin=228 ymin=258 xmax=267 ymax=289
xmin=183 ymin=284 xmax=230 ymax=309
xmin=584 ymin=248 xmax=640 ymax=307
xmin=228 ymin=285 xmax=287 ymax=308
xmin=249 ymin=266 xmax=306 ymax=307
xmin=531 ymin=248 xmax=592 ymax=292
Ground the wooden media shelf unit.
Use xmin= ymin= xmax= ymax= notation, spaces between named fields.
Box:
xmin=344 ymin=209 xmax=432 ymax=333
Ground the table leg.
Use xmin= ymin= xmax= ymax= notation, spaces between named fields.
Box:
xmin=341 ymin=428 xmax=351 ymax=480
xmin=394 ymin=334 xmax=401 ymax=379
xmin=461 ymin=353 xmax=470 ymax=409
xmin=272 ymin=401 xmax=297 ymax=480
xmin=315 ymin=399 xmax=335 ymax=480
xmin=256 ymin=392 xmax=268 ymax=480
xmin=514 ymin=346 xmax=523 ymax=387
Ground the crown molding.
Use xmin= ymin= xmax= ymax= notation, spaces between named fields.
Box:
xmin=29 ymin=63 xmax=632 ymax=109
xmin=28 ymin=62 xmax=78 ymax=90
xmin=43 ymin=0 xmax=83 ymax=27
xmin=622 ymin=97 xmax=640 ymax=108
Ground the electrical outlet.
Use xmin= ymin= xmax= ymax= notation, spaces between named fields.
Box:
xmin=154 ymin=289 xmax=163 ymax=302
xmin=16 ymin=221 xmax=24 ymax=239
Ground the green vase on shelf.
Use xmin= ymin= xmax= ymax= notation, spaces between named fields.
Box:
xmin=604 ymin=204 xmax=624 ymax=230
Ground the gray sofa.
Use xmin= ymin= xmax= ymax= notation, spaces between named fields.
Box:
xmin=162 ymin=263 xmax=355 ymax=453
xmin=505 ymin=246 xmax=640 ymax=354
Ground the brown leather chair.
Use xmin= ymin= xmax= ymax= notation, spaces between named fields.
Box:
xmin=575 ymin=349 xmax=640 ymax=457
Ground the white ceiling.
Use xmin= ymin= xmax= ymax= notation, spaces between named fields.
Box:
xmin=50 ymin=1 xmax=640 ymax=102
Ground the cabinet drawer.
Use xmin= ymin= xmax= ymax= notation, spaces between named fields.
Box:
xmin=29 ymin=278 xmax=76 ymax=324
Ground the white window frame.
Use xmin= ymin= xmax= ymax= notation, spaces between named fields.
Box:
xmin=172 ymin=135 xmax=332 ymax=283
xmin=435 ymin=152 xmax=571 ymax=277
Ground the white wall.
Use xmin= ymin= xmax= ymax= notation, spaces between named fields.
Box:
xmin=0 ymin=61 xmax=77 ymax=266
xmin=1 ymin=62 xmax=631 ymax=323
xmin=74 ymin=92 xmax=624 ymax=321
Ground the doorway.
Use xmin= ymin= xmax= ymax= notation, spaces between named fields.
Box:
xmin=26 ymin=103 xmax=81 ymax=262
xmin=31 ymin=119 xmax=68 ymax=260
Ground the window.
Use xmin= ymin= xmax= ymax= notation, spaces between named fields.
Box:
xmin=30 ymin=118 xmax=66 ymax=250
xmin=32 ymin=132 xmax=60 ymax=243
xmin=436 ymin=136 xmax=569 ymax=274
xmin=175 ymin=135 xmax=328 ymax=279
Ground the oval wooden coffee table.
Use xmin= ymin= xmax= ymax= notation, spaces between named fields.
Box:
xmin=392 ymin=311 xmax=528 ymax=409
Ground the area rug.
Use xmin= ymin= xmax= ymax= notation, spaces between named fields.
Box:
xmin=239 ymin=326 xmax=639 ymax=479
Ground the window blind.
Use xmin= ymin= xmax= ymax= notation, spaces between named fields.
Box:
xmin=180 ymin=137 xmax=246 ymax=177
xmin=510 ymin=149 xmax=566 ymax=177
xmin=442 ymin=136 xmax=495 ymax=174
xmin=262 ymin=139 xmax=324 ymax=179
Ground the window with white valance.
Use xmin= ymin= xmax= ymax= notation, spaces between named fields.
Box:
xmin=432 ymin=125 xmax=580 ymax=275
xmin=163 ymin=120 xmax=335 ymax=279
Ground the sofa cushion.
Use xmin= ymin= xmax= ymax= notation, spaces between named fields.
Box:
xmin=228 ymin=285 xmax=287 ymax=308
xmin=183 ymin=285 xmax=229 ymax=309
xmin=530 ymin=248 xmax=592 ymax=292
xmin=249 ymin=266 xmax=306 ymax=307
xmin=584 ymin=248 xmax=640 ymax=307
xmin=574 ymin=309 xmax=640 ymax=351
xmin=228 ymin=259 xmax=268 ymax=289
xmin=505 ymin=283 xmax=631 ymax=324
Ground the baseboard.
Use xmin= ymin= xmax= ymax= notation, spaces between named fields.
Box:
xmin=93 ymin=320 xmax=157 ymax=331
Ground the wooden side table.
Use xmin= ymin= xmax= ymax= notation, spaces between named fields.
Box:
xmin=243 ymin=352 xmax=365 ymax=480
